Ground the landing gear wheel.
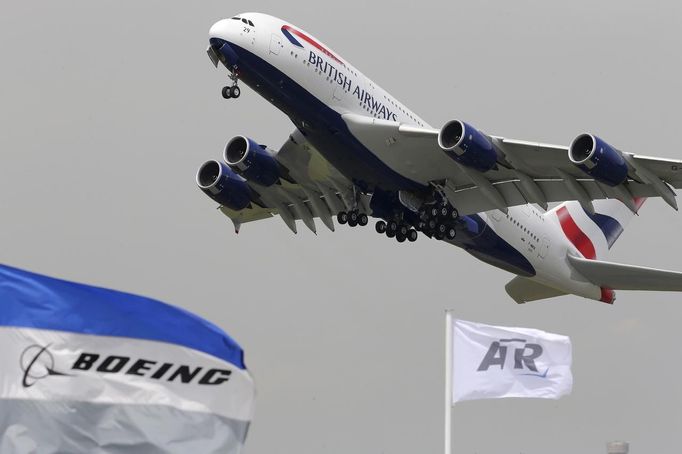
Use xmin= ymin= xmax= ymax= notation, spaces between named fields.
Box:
xmin=446 ymin=228 xmax=457 ymax=240
xmin=348 ymin=211 xmax=359 ymax=224
xmin=386 ymin=229 xmax=396 ymax=238
xmin=450 ymin=207 xmax=459 ymax=220
xmin=440 ymin=206 xmax=449 ymax=217
xmin=221 ymin=86 xmax=232 ymax=99
xmin=396 ymin=233 xmax=406 ymax=243
xmin=337 ymin=212 xmax=348 ymax=224
xmin=375 ymin=220 xmax=387 ymax=234
xmin=437 ymin=224 xmax=447 ymax=235
xmin=348 ymin=218 xmax=358 ymax=227
xmin=398 ymin=225 xmax=409 ymax=236
xmin=358 ymin=213 xmax=368 ymax=226
xmin=229 ymin=86 xmax=241 ymax=98
xmin=430 ymin=207 xmax=440 ymax=217
xmin=428 ymin=219 xmax=437 ymax=230
xmin=435 ymin=231 xmax=445 ymax=240
xmin=407 ymin=229 xmax=418 ymax=242
xmin=388 ymin=221 xmax=398 ymax=234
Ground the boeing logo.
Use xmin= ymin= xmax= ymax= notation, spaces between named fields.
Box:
xmin=477 ymin=338 xmax=548 ymax=378
xmin=19 ymin=345 xmax=234 ymax=388
xmin=20 ymin=344 xmax=70 ymax=388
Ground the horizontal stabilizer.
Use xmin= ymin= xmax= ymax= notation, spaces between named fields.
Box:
xmin=505 ymin=276 xmax=567 ymax=304
xmin=567 ymin=255 xmax=682 ymax=291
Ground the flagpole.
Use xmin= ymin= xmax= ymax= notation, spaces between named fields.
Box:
xmin=445 ymin=311 xmax=453 ymax=454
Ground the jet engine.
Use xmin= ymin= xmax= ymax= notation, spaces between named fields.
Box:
xmin=196 ymin=160 xmax=252 ymax=210
xmin=568 ymin=133 xmax=629 ymax=186
xmin=437 ymin=120 xmax=497 ymax=172
xmin=224 ymin=136 xmax=281 ymax=187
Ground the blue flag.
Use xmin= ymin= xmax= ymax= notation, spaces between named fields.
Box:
xmin=0 ymin=264 xmax=255 ymax=453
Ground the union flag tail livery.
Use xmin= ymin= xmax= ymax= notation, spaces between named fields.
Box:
xmin=199 ymin=13 xmax=682 ymax=304
xmin=519 ymin=199 xmax=649 ymax=304
xmin=553 ymin=198 xmax=646 ymax=262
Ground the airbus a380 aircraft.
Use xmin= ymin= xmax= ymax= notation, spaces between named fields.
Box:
xmin=198 ymin=12 xmax=682 ymax=304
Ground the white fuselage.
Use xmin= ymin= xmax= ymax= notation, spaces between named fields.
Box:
xmin=209 ymin=13 xmax=612 ymax=302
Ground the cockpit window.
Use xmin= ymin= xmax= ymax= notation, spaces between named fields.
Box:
xmin=232 ymin=16 xmax=254 ymax=26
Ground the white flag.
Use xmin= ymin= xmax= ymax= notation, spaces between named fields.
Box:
xmin=451 ymin=319 xmax=572 ymax=403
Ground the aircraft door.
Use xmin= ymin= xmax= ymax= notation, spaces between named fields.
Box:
xmin=269 ymin=34 xmax=283 ymax=55
xmin=539 ymin=236 xmax=550 ymax=259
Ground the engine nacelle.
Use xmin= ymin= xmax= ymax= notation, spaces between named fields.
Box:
xmin=437 ymin=120 xmax=497 ymax=172
xmin=196 ymin=160 xmax=252 ymax=210
xmin=569 ymin=133 xmax=628 ymax=186
xmin=224 ymin=136 xmax=280 ymax=187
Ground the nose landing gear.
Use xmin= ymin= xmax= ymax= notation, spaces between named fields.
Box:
xmin=221 ymin=66 xmax=241 ymax=99
xmin=222 ymin=85 xmax=240 ymax=99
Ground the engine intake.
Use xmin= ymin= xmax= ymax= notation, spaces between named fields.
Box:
xmin=437 ymin=120 xmax=497 ymax=172
xmin=224 ymin=136 xmax=281 ymax=187
xmin=196 ymin=160 xmax=252 ymax=210
xmin=569 ymin=133 xmax=628 ymax=186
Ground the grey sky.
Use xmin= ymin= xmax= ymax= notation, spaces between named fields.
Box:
xmin=1 ymin=0 xmax=681 ymax=452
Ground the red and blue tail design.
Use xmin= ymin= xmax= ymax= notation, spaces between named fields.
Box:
xmin=551 ymin=198 xmax=646 ymax=303
xmin=554 ymin=198 xmax=645 ymax=259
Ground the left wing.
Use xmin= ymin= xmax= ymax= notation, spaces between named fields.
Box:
xmin=211 ymin=129 xmax=367 ymax=234
xmin=343 ymin=113 xmax=682 ymax=215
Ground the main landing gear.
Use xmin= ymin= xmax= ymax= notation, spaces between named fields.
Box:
xmin=375 ymin=220 xmax=418 ymax=243
xmin=417 ymin=203 xmax=458 ymax=241
xmin=337 ymin=210 xmax=368 ymax=228
xmin=221 ymin=66 xmax=241 ymax=99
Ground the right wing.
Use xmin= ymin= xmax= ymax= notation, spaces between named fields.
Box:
xmin=342 ymin=114 xmax=682 ymax=215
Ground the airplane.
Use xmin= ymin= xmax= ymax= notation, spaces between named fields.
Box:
xmin=198 ymin=12 xmax=682 ymax=305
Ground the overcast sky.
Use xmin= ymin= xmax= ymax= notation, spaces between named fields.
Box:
xmin=2 ymin=1 xmax=682 ymax=453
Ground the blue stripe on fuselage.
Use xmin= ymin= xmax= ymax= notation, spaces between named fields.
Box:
xmin=453 ymin=215 xmax=535 ymax=277
xmin=211 ymin=39 xmax=425 ymax=193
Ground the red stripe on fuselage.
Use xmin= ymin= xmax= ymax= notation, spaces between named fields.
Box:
xmin=556 ymin=206 xmax=596 ymax=260
xmin=282 ymin=25 xmax=344 ymax=65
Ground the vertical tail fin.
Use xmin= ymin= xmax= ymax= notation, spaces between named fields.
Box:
xmin=548 ymin=197 xmax=646 ymax=260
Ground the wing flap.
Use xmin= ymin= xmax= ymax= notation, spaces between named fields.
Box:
xmin=218 ymin=205 xmax=274 ymax=233
xmin=567 ymin=254 xmax=682 ymax=291
xmin=442 ymin=178 xmax=661 ymax=216
xmin=631 ymin=154 xmax=682 ymax=187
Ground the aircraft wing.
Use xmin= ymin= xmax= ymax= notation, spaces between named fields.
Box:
xmin=342 ymin=113 xmax=682 ymax=215
xmin=215 ymin=129 xmax=367 ymax=234
xmin=567 ymin=255 xmax=682 ymax=291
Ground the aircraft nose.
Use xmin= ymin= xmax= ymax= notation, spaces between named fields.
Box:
xmin=208 ymin=19 xmax=232 ymax=41
xmin=208 ymin=19 xmax=240 ymax=67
